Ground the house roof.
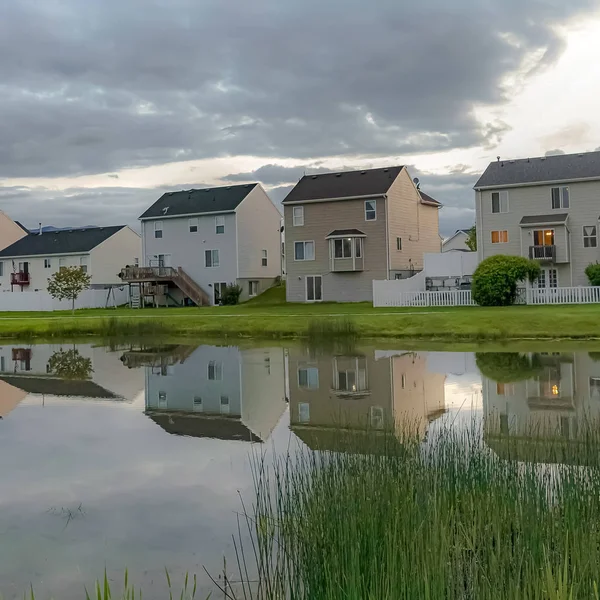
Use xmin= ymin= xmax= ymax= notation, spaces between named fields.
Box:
xmin=326 ymin=229 xmax=366 ymax=237
xmin=0 ymin=226 xmax=126 ymax=258
xmin=475 ymin=151 xmax=600 ymax=189
xmin=419 ymin=191 xmax=442 ymax=206
xmin=14 ymin=221 xmax=29 ymax=233
xmin=0 ymin=376 xmax=119 ymax=399
xmin=519 ymin=213 xmax=569 ymax=226
xmin=282 ymin=166 xmax=404 ymax=203
xmin=139 ymin=183 xmax=258 ymax=219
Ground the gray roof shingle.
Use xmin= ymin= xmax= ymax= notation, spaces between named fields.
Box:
xmin=419 ymin=191 xmax=442 ymax=205
xmin=519 ymin=213 xmax=569 ymax=226
xmin=282 ymin=166 xmax=404 ymax=203
xmin=140 ymin=184 xmax=258 ymax=219
xmin=0 ymin=226 xmax=126 ymax=258
xmin=475 ymin=151 xmax=600 ymax=189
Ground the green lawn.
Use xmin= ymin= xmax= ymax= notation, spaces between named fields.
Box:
xmin=0 ymin=284 xmax=599 ymax=341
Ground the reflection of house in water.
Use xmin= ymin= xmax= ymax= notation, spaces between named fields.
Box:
xmin=482 ymin=352 xmax=600 ymax=463
xmin=288 ymin=348 xmax=446 ymax=450
xmin=0 ymin=343 xmax=144 ymax=407
xmin=144 ymin=346 xmax=286 ymax=443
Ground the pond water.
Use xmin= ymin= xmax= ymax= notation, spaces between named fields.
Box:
xmin=0 ymin=341 xmax=598 ymax=598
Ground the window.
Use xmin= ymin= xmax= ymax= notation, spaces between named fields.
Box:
xmin=334 ymin=238 xmax=353 ymax=258
xmin=59 ymin=258 xmax=67 ymax=271
xmin=491 ymin=191 xmax=509 ymax=213
xmin=205 ymin=249 xmax=220 ymax=267
xmin=158 ymin=391 xmax=167 ymax=408
xmin=215 ymin=215 xmax=225 ymax=234
xmin=590 ymin=377 xmax=600 ymax=399
xmin=355 ymin=238 xmax=362 ymax=258
xmin=44 ymin=259 xmax=51 ymax=269
xmin=154 ymin=221 xmax=163 ymax=238
xmin=156 ymin=254 xmax=171 ymax=268
xmin=491 ymin=230 xmax=508 ymax=244
xmin=539 ymin=268 xmax=558 ymax=289
xmin=294 ymin=241 xmax=315 ymax=261
xmin=306 ymin=275 xmax=323 ymax=302
xmin=497 ymin=383 xmax=515 ymax=396
xmin=537 ymin=270 xmax=546 ymax=289
xmin=249 ymin=280 xmax=259 ymax=297
xmin=365 ymin=200 xmax=377 ymax=221
xmin=134 ymin=257 xmax=139 ymax=267
xmin=500 ymin=414 xmax=509 ymax=435
xmin=213 ymin=282 xmax=227 ymax=304
xmin=370 ymin=406 xmax=384 ymax=430
xmin=79 ymin=257 xmax=88 ymax=273
xmin=1 ymin=356 xmax=5 ymax=371
xmin=208 ymin=361 xmax=223 ymax=380
xmin=396 ymin=237 xmax=402 ymax=251
xmin=584 ymin=226 xmax=597 ymax=248
xmin=298 ymin=402 xmax=310 ymax=423
xmin=293 ymin=206 xmax=304 ymax=227
xmin=193 ymin=396 xmax=203 ymax=412
xmin=551 ymin=187 xmax=570 ymax=209
xmin=533 ymin=229 xmax=555 ymax=246
xmin=261 ymin=249 xmax=268 ymax=267
xmin=0 ymin=262 xmax=3 ymax=277
xmin=220 ymin=395 xmax=230 ymax=414
xmin=298 ymin=367 xmax=319 ymax=390
xmin=189 ymin=218 xmax=198 ymax=233
xmin=401 ymin=374 xmax=406 ymax=389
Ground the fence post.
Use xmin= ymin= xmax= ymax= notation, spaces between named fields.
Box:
xmin=526 ymin=285 xmax=532 ymax=305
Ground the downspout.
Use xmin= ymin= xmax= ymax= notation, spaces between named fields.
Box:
xmin=567 ymin=222 xmax=573 ymax=286
xmin=476 ymin=190 xmax=484 ymax=261
xmin=384 ymin=194 xmax=390 ymax=279
xmin=141 ymin=221 xmax=146 ymax=266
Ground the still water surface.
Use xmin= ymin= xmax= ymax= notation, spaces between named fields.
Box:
xmin=0 ymin=341 xmax=596 ymax=597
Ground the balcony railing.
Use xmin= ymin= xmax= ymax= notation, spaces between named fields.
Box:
xmin=11 ymin=271 xmax=30 ymax=285
xmin=529 ymin=245 xmax=556 ymax=261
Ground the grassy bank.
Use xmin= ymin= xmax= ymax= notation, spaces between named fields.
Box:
xmin=1 ymin=285 xmax=600 ymax=341
xmin=239 ymin=424 xmax=600 ymax=599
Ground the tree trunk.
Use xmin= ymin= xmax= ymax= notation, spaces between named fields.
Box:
xmin=72 ymin=296 xmax=75 ymax=315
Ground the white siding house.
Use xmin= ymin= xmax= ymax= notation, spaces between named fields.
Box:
xmin=134 ymin=183 xmax=282 ymax=305
xmin=0 ymin=226 xmax=141 ymax=293
xmin=442 ymin=230 xmax=471 ymax=252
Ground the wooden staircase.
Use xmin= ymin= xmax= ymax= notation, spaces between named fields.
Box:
xmin=119 ymin=267 xmax=211 ymax=306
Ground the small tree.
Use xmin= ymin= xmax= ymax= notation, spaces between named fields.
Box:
xmin=465 ymin=225 xmax=477 ymax=252
xmin=47 ymin=348 xmax=93 ymax=380
xmin=585 ymin=263 xmax=600 ymax=286
xmin=472 ymin=255 xmax=540 ymax=307
xmin=47 ymin=267 xmax=92 ymax=314
xmin=221 ymin=284 xmax=243 ymax=305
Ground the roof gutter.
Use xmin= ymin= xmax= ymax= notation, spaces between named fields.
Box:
xmin=0 ymin=250 xmax=93 ymax=260
xmin=474 ymin=174 xmax=600 ymax=191
xmin=139 ymin=210 xmax=237 ymax=221
xmin=282 ymin=193 xmax=386 ymax=205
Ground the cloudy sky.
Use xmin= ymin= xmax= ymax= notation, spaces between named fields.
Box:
xmin=1 ymin=0 xmax=600 ymax=236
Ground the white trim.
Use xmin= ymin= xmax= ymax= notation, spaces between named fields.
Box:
xmin=283 ymin=193 xmax=386 ymax=205
xmin=204 ymin=249 xmax=220 ymax=268
xmin=215 ymin=215 xmax=225 ymax=234
xmin=294 ymin=240 xmax=315 ymax=261
xmin=491 ymin=190 xmax=509 ymax=214
xmin=305 ymin=275 xmax=323 ymax=302
xmin=583 ymin=224 xmax=598 ymax=248
xmin=292 ymin=206 xmax=305 ymax=227
xmin=325 ymin=232 xmax=367 ymax=239
xmin=475 ymin=175 xmax=600 ymax=191
xmin=364 ymin=199 xmax=377 ymax=222
xmin=490 ymin=230 xmax=509 ymax=244
xmin=140 ymin=210 xmax=236 ymax=221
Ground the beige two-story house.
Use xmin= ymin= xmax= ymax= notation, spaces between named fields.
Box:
xmin=282 ymin=166 xmax=441 ymax=303
xmin=474 ymin=151 xmax=600 ymax=288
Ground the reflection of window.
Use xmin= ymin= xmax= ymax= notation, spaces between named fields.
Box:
xmin=537 ymin=367 xmax=561 ymax=398
xmin=401 ymin=374 xmax=406 ymax=389
xmin=496 ymin=383 xmax=515 ymax=396
xmin=220 ymin=395 xmax=230 ymax=414
xmin=590 ymin=377 xmax=600 ymax=398
xmin=193 ymin=396 xmax=203 ymax=412
xmin=499 ymin=414 xmax=509 ymax=435
xmin=298 ymin=402 xmax=310 ymax=423
xmin=1 ymin=356 xmax=5 ymax=371
xmin=370 ymin=406 xmax=384 ymax=429
xmin=298 ymin=367 xmax=319 ymax=390
xmin=334 ymin=358 xmax=367 ymax=392
xmin=397 ymin=237 xmax=402 ymax=251
xmin=158 ymin=391 xmax=167 ymax=408
xmin=208 ymin=361 xmax=223 ymax=381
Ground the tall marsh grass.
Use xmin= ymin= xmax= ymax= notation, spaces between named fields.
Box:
xmin=232 ymin=421 xmax=600 ymax=599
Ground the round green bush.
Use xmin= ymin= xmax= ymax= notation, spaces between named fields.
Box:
xmin=471 ymin=255 xmax=541 ymax=306
xmin=585 ymin=263 xmax=600 ymax=286
xmin=476 ymin=352 xmax=542 ymax=383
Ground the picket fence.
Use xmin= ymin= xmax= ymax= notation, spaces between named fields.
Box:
xmin=373 ymin=280 xmax=600 ymax=308
xmin=0 ymin=287 xmax=128 ymax=312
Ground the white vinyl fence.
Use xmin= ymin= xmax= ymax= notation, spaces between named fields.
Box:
xmin=0 ymin=287 xmax=128 ymax=312
xmin=527 ymin=286 xmax=600 ymax=305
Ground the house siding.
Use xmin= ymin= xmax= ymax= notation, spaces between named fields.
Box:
xmin=387 ymin=169 xmax=441 ymax=275
xmin=89 ymin=226 xmax=141 ymax=287
xmin=284 ymin=197 xmax=388 ymax=302
xmin=0 ymin=213 xmax=27 ymax=252
xmin=477 ymin=180 xmax=600 ymax=286
xmin=443 ymin=232 xmax=470 ymax=252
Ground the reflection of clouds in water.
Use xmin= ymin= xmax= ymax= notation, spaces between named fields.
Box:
xmin=445 ymin=373 xmax=483 ymax=410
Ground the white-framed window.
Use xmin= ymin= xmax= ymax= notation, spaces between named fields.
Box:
xmin=0 ymin=262 xmax=3 ymax=277
xmin=193 ymin=396 xmax=203 ymax=412
xmin=496 ymin=383 xmax=515 ymax=396
xmin=208 ymin=360 xmax=223 ymax=381
xmin=370 ymin=406 xmax=384 ymax=429
xmin=293 ymin=206 xmax=304 ymax=227
xmin=215 ymin=215 xmax=225 ymax=234
xmin=158 ymin=391 xmax=167 ymax=408
xmin=548 ymin=269 xmax=558 ymax=288
xmin=213 ymin=282 xmax=227 ymax=304
xmin=306 ymin=275 xmax=323 ymax=302
xmin=533 ymin=229 xmax=555 ymax=246
xmin=397 ymin=237 xmax=402 ymax=251
xmin=334 ymin=238 xmax=353 ymax=258
xmin=249 ymin=280 xmax=259 ymax=297
xmin=59 ymin=258 xmax=67 ymax=271
xmin=134 ymin=257 xmax=139 ymax=267
xmin=551 ymin=187 xmax=570 ymax=209
xmin=491 ymin=191 xmax=509 ymax=213
xmin=298 ymin=367 xmax=319 ymax=390
xmin=79 ymin=256 xmax=88 ymax=273
xmin=154 ymin=221 xmax=163 ymax=239
xmin=539 ymin=268 xmax=558 ymax=289
xmin=44 ymin=259 xmax=51 ymax=269
xmin=491 ymin=230 xmax=508 ymax=244
xmin=590 ymin=377 xmax=600 ymax=399
xmin=220 ymin=395 xmax=230 ymax=414
xmin=298 ymin=402 xmax=310 ymax=423
xmin=584 ymin=226 xmax=597 ymax=248
xmin=261 ymin=249 xmax=268 ymax=267
xmin=189 ymin=218 xmax=198 ymax=233
xmin=0 ymin=356 xmax=5 ymax=371
xmin=365 ymin=200 xmax=377 ymax=221
xmin=355 ymin=238 xmax=362 ymax=258
xmin=205 ymin=249 xmax=220 ymax=267
xmin=294 ymin=241 xmax=315 ymax=261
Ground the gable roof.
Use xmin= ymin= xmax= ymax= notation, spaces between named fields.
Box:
xmin=140 ymin=183 xmax=258 ymax=219
xmin=519 ymin=213 xmax=569 ymax=226
xmin=442 ymin=229 xmax=470 ymax=245
xmin=419 ymin=191 xmax=442 ymax=206
xmin=475 ymin=151 xmax=600 ymax=189
xmin=282 ymin=166 xmax=404 ymax=203
xmin=0 ymin=376 xmax=119 ymax=399
xmin=0 ymin=226 xmax=126 ymax=258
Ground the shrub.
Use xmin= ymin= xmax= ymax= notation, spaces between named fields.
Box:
xmin=476 ymin=352 xmax=542 ymax=383
xmin=221 ymin=284 xmax=243 ymax=305
xmin=585 ymin=262 xmax=600 ymax=286
xmin=472 ymin=255 xmax=540 ymax=306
